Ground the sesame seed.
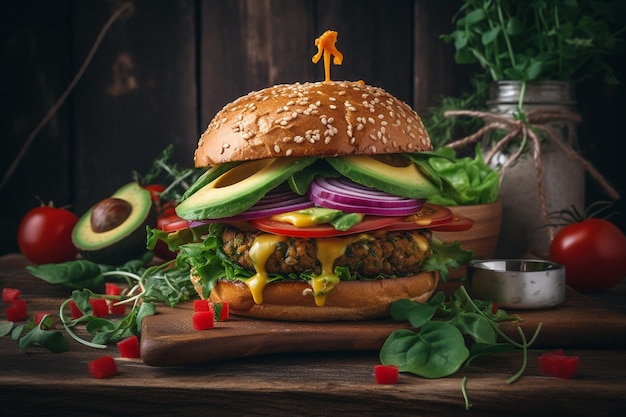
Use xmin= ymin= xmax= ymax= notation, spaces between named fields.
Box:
xmin=274 ymin=144 xmax=281 ymax=153
xmin=285 ymin=149 xmax=293 ymax=156
xmin=329 ymin=104 xmax=337 ymax=110
xmin=329 ymin=97 xmax=336 ymax=101
xmin=368 ymin=117 xmax=375 ymax=124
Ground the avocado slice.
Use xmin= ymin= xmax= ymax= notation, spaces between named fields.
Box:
xmin=182 ymin=161 xmax=241 ymax=200
xmin=176 ymin=157 xmax=317 ymax=220
xmin=326 ymin=154 xmax=440 ymax=199
xmin=72 ymin=182 xmax=156 ymax=265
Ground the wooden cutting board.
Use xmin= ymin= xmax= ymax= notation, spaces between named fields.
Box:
xmin=140 ymin=287 xmax=626 ymax=367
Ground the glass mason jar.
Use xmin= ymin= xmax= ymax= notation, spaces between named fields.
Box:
xmin=485 ymin=81 xmax=585 ymax=259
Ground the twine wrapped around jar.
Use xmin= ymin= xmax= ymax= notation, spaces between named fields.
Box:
xmin=443 ymin=108 xmax=620 ymax=242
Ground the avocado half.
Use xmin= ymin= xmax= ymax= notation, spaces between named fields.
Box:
xmin=72 ymin=182 xmax=156 ymax=265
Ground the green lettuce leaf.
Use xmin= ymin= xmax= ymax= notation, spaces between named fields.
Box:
xmin=426 ymin=145 xmax=499 ymax=206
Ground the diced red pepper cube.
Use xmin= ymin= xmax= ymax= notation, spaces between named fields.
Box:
xmin=108 ymin=300 xmax=126 ymax=315
xmin=194 ymin=299 xmax=213 ymax=312
xmin=491 ymin=302 xmax=498 ymax=315
xmin=2 ymin=287 xmax=21 ymax=303
xmin=117 ymin=335 xmax=141 ymax=358
xmin=69 ymin=300 xmax=83 ymax=319
xmin=193 ymin=310 xmax=215 ymax=330
xmin=88 ymin=355 xmax=117 ymax=379
xmin=89 ymin=298 xmax=109 ymax=318
xmin=105 ymin=282 xmax=123 ymax=296
xmin=33 ymin=311 xmax=51 ymax=325
xmin=216 ymin=301 xmax=229 ymax=321
xmin=374 ymin=365 xmax=399 ymax=384
xmin=5 ymin=299 xmax=28 ymax=321
xmin=538 ymin=349 xmax=579 ymax=379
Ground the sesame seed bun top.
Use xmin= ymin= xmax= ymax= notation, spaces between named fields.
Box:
xmin=194 ymin=80 xmax=432 ymax=167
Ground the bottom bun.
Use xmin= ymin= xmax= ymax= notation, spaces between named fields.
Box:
xmin=193 ymin=272 xmax=439 ymax=321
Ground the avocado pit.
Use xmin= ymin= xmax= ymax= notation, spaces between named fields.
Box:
xmin=91 ymin=198 xmax=132 ymax=233
xmin=72 ymin=182 xmax=156 ymax=265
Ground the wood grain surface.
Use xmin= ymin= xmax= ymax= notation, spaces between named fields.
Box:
xmin=2 ymin=253 xmax=626 ymax=416
xmin=141 ymin=286 xmax=626 ymax=366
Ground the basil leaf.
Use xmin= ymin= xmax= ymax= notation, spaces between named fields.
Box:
xmin=27 ymin=260 xmax=105 ymax=290
xmin=18 ymin=325 xmax=70 ymax=353
xmin=380 ymin=322 xmax=469 ymax=379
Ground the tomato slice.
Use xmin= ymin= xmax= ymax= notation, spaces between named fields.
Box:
xmin=429 ymin=215 xmax=475 ymax=232
xmin=250 ymin=215 xmax=404 ymax=238
xmin=159 ymin=213 xmax=191 ymax=233
xmin=380 ymin=203 xmax=454 ymax=231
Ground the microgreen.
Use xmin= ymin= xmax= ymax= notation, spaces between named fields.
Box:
xmin=443 ymin=0 xmax=625 ymax=85
xmin=6 ymin=255 xmax=199 ymax=352
xmin=380 ymin=286 xmax=542 ymax=386
xmin=425 ymin=0 xmax=625 ymax=149
xmin=133 ymin=144 xmax=204 ymax=205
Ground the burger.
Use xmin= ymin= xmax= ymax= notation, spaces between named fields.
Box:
xmin=149 ymin=77 xmax=474 ymax=322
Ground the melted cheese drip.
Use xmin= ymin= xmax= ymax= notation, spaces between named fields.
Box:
xmin=271 ymin=212 xmax=318 ymax=228
xmin=246 ymin=233 xmax=366 ymax=307
xmin=411 ymin=233 xmax=429 ymax=253
xmin=310 ymin=236 xmax=363 ymax=306
xmin=246 ymin=234 xmax=287 ymax=304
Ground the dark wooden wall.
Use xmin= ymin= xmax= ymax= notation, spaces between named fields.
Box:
xmin=1 ymin=0 xmax=625 ymax=256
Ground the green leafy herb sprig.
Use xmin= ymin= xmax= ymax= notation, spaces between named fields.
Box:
xmin=443 ymin=0 xmax=625 ymax=85
xmin=425 ymin=0 xmax=625 ymax=149
xmin=3 ymin=256 xmax=201 ymax=352
xmin=380 ymin=286 xmax=542 ymax=387
xmin=133 ymin=144 xmax=204 ymax=207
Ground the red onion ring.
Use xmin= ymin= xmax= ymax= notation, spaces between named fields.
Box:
xmin=188 ymin=186 xmax=314 ymax=227
xmin=308 ymin=176 xmax=424 ymax=215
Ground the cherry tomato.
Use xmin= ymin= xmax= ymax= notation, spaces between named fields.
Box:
xmin=251 ymin=215 xmax=403 ymax=238
xmin=17 ymin=204 xmax=78 ymax=264
xmin=549 ymin=218 xmax=626 ymax=292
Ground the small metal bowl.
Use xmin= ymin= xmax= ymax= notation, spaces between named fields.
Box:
xmin=467 ymin=259 xmax=566 ymax=309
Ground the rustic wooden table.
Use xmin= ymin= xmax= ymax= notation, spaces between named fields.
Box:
xmin=1 ymin=253 xmax=625 ymax=417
